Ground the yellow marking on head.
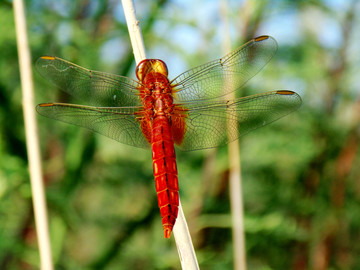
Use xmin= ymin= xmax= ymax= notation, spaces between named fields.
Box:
xmin=254 ymin=35 xmax=269 ymax=42
xmin=276 ymin=90 xmax=295 ymax=95
xmin=41 ymin=56 xmax=56 ymax=60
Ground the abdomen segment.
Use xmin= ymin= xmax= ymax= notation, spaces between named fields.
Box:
xmin=151 ymin=115 xmax=179 ymax=238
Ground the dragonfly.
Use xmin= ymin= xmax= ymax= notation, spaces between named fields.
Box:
xmin=36 ymin=35 xmax=302 ymax=238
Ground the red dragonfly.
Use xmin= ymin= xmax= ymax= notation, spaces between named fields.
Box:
xmin=36 ymin=35 xmax=301 ymax=238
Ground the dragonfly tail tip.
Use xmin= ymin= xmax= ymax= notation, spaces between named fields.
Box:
xmin=163 ymin=227 xmax=172 ymax=238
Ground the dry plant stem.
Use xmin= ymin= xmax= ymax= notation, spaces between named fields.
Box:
xmin=174 ymin=199 xmax=200 ymax=270
xmin=220 ymin=0 xmax=247 ymax=269
xmin=121 ymin=0 xmax=199 ymax=269
xmin=13 ymin=0 xmax=54 ymax=269
xmin=121 ymin=0 xmax=146 ymax=63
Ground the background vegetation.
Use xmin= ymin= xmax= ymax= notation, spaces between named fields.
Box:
xmin=1 ymin=0 xmax=359 ymax=269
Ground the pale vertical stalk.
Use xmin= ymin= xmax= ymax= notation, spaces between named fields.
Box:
xmin=13 ymin=1 xmax=54 ymax=270
xmin=174 ymin=199 xmax=200 ymax=270
xmin=220 ymin=1 xmax=247 ymax=270
xmin=121 ymin=1 xmax=199 ymax=269
xmin=121 ymin=0 xmax=146 ymax=63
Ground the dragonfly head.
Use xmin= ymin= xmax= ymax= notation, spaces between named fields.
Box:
xmin=136 ymin=59 xmax=168 ymax=82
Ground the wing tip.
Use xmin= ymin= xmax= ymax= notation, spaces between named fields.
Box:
xmin=254 ymin=35 xmax=270 ymax=42
xmin=276 ymin=90 xmax=303 ymax=109
xmin=38 ymin=103 xmax=55 ymax=107
xmin=40 ymin=56 xmax=56 ymax=60
xmin=276 ymin=90 xmax=296 ymax=96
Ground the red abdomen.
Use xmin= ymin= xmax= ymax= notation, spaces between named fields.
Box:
xmin=151 ymin=115 xmax=179 ymax=238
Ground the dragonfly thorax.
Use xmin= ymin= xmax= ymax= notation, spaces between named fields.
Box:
xmin=153 ymin=94 xmax=174 ymax=115
xmin=139 ymin=68 xmax=174 ymax=117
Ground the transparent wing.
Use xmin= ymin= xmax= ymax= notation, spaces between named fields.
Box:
xmin=37 ymin=103 xmax=150 ymax=149
xmin=36 ymin=56 xmax=142 ymax=107
xmin=171 ymin=36 xmax=277 ymax=101
xmin=175 ymin=91 xmax=302 ymax=151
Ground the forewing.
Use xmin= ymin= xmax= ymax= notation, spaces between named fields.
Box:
xmin=171 ymin=36 xmax=277 ymax=101
xmin=37 ymin=103 xmax=150 ymax=149
xmin=176 ymin=91 xmax=302 ymax=151
xmin=36 ymin=56 xmax=141 ymax=107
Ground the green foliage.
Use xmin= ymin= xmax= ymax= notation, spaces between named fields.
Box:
xmin=1 ymin=0 xmax=360 ymax=269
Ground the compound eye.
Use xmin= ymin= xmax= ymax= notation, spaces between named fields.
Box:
xmin=154 ymin=59 xmax=168 ymax=77
xmin=136 ymin=59 xmax=149 ymax=81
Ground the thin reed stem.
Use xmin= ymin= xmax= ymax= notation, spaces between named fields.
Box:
xmin=13 ymin=0 xmax=54 ymax=269
xmin=220 ymin=0 xmax=247 ymax=269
